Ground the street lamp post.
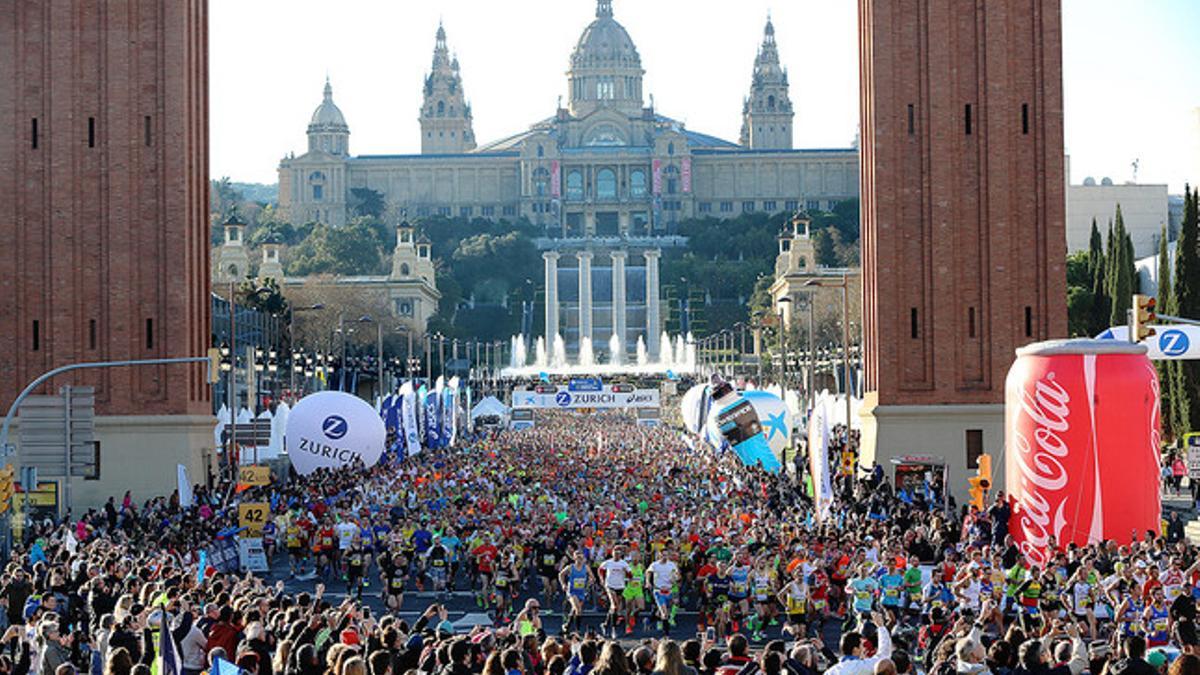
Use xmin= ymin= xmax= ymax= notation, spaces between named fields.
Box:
xmin=287 ymin=303 xmax=324 ymax=396
xmin=805 ymin=276 xmax=853 ymax=450
xmin=777 ymin=297 xmax=792 ymax=393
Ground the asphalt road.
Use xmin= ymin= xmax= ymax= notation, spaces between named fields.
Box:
xmin=267 ymin=553 xmax=836 ymax=648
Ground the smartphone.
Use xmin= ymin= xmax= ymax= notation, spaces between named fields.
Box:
xmin=705 ymin=627 xmax=716 ymax=642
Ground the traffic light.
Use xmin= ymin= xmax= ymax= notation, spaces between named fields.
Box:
xmin=206 ymin=347 xmax=222 ymax=384
xmin=0 ymin=465 xmax=14 ymax=514
xmin=967 ymin=454 xmax=992 ymax=511
xmin=1132 ymin=294 xmax=1157 ymax=342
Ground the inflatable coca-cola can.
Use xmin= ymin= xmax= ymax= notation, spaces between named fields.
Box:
xmin=1005 ymin=339 xmax=1161 ymax=567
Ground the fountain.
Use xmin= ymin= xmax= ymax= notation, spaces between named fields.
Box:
xmin=579 ymin=336 xmax=596 ymax=368
xmin=511 ymin=336 xmax=528 ymax=369
xmin=551 ymin=334 xmax=568 ymax=369
xmin=659 ymin=331 xmax=673 ymax=366
xmin=499 ymin=331 xmax=700 ymax=378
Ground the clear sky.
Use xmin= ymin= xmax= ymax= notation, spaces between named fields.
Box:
xmin=210 ymin=0 xmax=1200 ymax=193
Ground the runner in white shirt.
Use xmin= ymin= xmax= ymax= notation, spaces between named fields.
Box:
xmin=647 ymin=550 xmax=681 ymax=633
xmin=599 ymin=547 xmax=632 ymax=638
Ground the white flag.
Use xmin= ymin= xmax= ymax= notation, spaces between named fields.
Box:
xmin=806 ymin=394 xmax=833 ymax=522
xmin=177 ymin=464 xmax=193 ymax=508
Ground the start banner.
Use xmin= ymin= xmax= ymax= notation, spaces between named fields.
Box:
xmin=512 ymin=386 xmax=659 ymax=409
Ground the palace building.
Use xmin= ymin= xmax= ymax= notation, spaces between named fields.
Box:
xmin=276 ymin=0 xmax=858 ymax=357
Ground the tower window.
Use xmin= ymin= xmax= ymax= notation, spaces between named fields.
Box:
xmin=964 ymin=104 xmax=972 ymax=135
xmin=437 ymin=101 xmax=445 ymax=116
xmin=32 ymin=320 xmax=40 ymax=351
xmin=31 ymin=118 xmax=38 ymax=149
xmin=144 ymin=115 xmax=152 ymax=146
xmin=667 ymin=142 xmax=675 ymax=156
xmin=145 ymin=318 xmax=154 ymax=349
xmin=1021 ymin=103 xmax=1029 ymax=135
xmin=89 ymin=319 xmax=97 ymax=349
xmin=767 ymin=95 xmax=775 ymax=110
xmin=1024 ymin=306 xmax=1033 ymax=337
xmin=910 ymin=308 xmax=919 ymax=339
xmin=968 ymin=307 xmax=976 ymax=337
xmin=537 ymin=144 xmax=544 ymax=157
xmin=907 ymin=104 xmax=914 ymax=135
xmin=88 ymin=116 xmax=96 ymax=147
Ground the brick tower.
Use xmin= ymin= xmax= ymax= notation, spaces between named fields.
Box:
xmin=0 ymin=1 xmax=213 ymax=506
xmin=857 ymin=0 xmax=1067 ymax=487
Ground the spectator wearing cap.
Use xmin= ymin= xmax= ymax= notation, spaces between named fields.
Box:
xmin=38 ymin=622 xmax=72 ymax=675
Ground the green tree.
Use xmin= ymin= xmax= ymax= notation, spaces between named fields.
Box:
xmin=1065 ymin=251 xmax=1097 ymax=337
xmin=348 ymin=188 xmax=387 ymax=220
xmin=1090 ymin=220 xmax=1110 ymax=335
xmin=1173 ymin=186 xmax=1200 ymax=433
xmin=285 ymin=221 xmax=385 ymax=276
xmin=1108 ymin=206 xmax=1133 ymax=327
xmin=237 ymin=277 xmax=290 ymax=316
xmin=1155 ymin=225 xmax=1180 ymax=439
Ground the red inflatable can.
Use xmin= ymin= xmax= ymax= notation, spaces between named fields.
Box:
xmin=1004 ymin=339 xmax=1161 ymax=567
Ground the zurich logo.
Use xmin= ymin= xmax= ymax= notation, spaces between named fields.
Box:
xmin=554 ymin=391 xmax=571 ymax=407
xmin=322 ymin=415 xmax=349 ymax=440
xmin=1159 ymin=329 xmax=1190 ymax=357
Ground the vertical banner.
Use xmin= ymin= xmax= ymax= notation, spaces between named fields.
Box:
xmin=177 ymin=465 xmax=193 ymax=508
xmin=807 ymin=394 xmax=833 ymax=521
xmin=417 ymin=384 xmax=429 ymax=445
xmin=400 ymin=383 xmax=421 ymax=457
xmin=681 ymin=157 xmax=692 ymax=193
xmin=551 ymin=160 xmax=561 ymax=197
xmin=424 ymin=382 xmax=440 ymax=449
xmin=652 ymin=159 xmax=663 ymax=195
xmin=444 ymin=377 xmax=460 ymax=447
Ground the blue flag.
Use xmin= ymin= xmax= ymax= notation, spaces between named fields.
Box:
xmin=158 ymin=612 xmax=182 ymax=675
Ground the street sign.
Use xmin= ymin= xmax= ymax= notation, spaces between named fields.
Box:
xmin=1187 ymin=434 xmax=1200 ymax=480
xmin=238 ymin=502 xmax=269 ymax=536
xmin=1097 ymin=325 xmax=1200 ymax=360
xmin=221 ymin=419 xmax=272 ymax=447
xmin=17 ymin=386 xmax=97 ymax=478
xmin=237 ymin=465 xmax=271 ymax=487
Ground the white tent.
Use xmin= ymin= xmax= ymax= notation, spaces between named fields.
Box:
xmin=214 ymin=405 xmax=231 ymax=451
xmin=470 ymin=396 xmax=509 ymax=423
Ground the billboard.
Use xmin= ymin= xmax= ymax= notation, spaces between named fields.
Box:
xmin=512 ymin=385 xmax=659 ymax=409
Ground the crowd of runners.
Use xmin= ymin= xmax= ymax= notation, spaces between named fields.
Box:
xmin=3 ymin=409 xmax=1200 ymax=675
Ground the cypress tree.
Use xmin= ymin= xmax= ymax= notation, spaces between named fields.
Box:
xmin=1174 ymin=187 xmax=1199 ymax=432
xmin=1086 ymin=219 xmax=1108 ymax=335
xmin=1093 ymin=223 xmax=1111 ymax=332
xmin=1109 ymin=206 xmax=1133 ymax=327
xmin=1155 ymin=226 xmax=1178 ymax=439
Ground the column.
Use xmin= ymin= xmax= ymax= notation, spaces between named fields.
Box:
xmin=577 ymin=251 xmax=593 ymax=347
xmin=645 ymin=248 xmax=661 ymax=358
xmin=543 ymin=251 xmax=560 ymax=341
xmin=610 ymin=250 xmax=627 ymax=357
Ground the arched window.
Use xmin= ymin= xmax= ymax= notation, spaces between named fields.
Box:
xmin=667 ymin=142 xmax=675 ymax=156
xmin=629 ymin=169 xmax=647 ymax=198
xmin=797 ymin=256 xmax=807 ymax=270
xmin=537 ymin=144 xmax=544 ymax=157
xmin=228 ymin=264 xmax=239 ymax=277
xmin=400 ymin=263 xmax=410 ymax=276
xmin=533 ymin=167 xmax=551 ymax=197
xmin=596 ymin=168 xmax=617 ymax=200
xmin=566 ymin=170 xmax=584 ymax=200
xmin=768 ymin=95 xmax=776 ymax=110
xmin=437 ymin=101 xmax=445 ymax=116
